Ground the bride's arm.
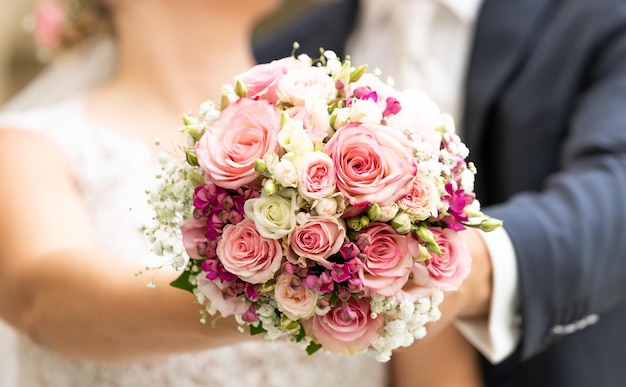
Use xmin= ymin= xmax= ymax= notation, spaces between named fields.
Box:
xmin=0 ymin=129 xmax=247 ymax=363
xmin=390 ymin=324 xmax=484 ymax=387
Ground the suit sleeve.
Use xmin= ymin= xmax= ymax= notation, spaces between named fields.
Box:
xmin=484 ymin=10 xmax=626 ymax=360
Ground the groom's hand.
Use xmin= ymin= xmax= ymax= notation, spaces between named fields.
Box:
xmin=423 ymin=228 xmax=493 ymax=338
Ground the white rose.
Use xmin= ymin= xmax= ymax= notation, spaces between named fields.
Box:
xmin=244 ymin=192 xmax=296 ymax=239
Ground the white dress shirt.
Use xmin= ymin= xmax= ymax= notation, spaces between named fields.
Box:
xmin=347 ymin=0 xmax=521 ymax=364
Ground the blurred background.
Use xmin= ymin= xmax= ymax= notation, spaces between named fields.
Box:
xmin=0 ymin=0 xmax=319 ymax=105
xmin=0 ymin=0 xmax=318 ymax=384
xmin=0 ymin=0 xmax=41 ymax=104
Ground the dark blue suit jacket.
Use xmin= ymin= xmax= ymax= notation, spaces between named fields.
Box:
xmin=255 ymin=1 xmax=626 ymax=386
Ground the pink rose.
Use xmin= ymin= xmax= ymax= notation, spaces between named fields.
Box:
xmin=297 ymin=151 xmax=336 ymax=202
xmin=217 ymin=218 xmax=283 ymax=284
xmin=34 ymin=0 xmax=66 ymax=50
xmin=274 ymin=274 xmax=319 ymax=320
xmin=303 ymin=297 xmax=382 ymax=355
xmin=287 ymin=215 xmax=346 ymax=269
xmin=195 ymin=98 xmax=281 ymax=190
xmin=358 ymin=222 xmax=414 ymax=297
xmin=398 ymin=173 xmax=440 ymax=221
xmin=235 ymin=57 xmax=305 ymax=103
xmin=180 ymin=214 xmax=208 ymax=260
xmin=423 ymin=227 xmax=471 ymax=290
xmin=323 ymin=122 xmax=417 ymax=207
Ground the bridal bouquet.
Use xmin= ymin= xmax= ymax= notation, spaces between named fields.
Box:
xmin=144 ymin=48 xmax=501 ymax=362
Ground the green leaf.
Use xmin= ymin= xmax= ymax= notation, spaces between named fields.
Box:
xmin=295 ymin=322 xmax=306 ymax=342
xmin=249 ymin=323 xmax=267 ymax=336
xmin=169 ymin=270 xmax=195 ymax=294
xmin=306 ymin=341 xmax=323 ymax=356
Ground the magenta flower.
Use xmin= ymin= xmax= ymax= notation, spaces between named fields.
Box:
xmin=353 ymin=86 xmax=378 ymax=102
xmin=201 ymin=259 xmax=237 ymax=282
xmin=339 ymin=242 xmax=360 ymax=260
xmin=303 ymin=272 xmax=335 ymax=293
xmin=242 ymin=304 xmax=258 ymax=323
xmin=441 ymin=183 xmax=469 ymax=230
xmin=383 ymin=97 xmax=401 ymax=116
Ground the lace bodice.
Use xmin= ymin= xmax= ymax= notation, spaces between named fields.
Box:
xmin=0 ymin=98 xmax=388 ymax=387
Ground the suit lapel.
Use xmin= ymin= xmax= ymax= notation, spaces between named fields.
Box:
xmin=463 ymin=0 xmax=551 ymax=151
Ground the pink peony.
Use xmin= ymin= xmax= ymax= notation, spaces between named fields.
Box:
xmin=423 ymin=227 xmax=471 ymax=290
xmin=195 ymin=98 xmax=281 ymax=190
xmin=323 ymin=122 xmax=417 ymax=207
xmin=287 ymin=215 xmax=346 ymax=269
xmin=235 ymin=57 xmax=305 ymax=103
xmin=274 ymin=274 xmax=319 ymax=320
xmin=303 ymin=297 xmax=382 ymax=355
xmin=358 ymin=222 xmax=414 ymax=297
xmin=216 ymin=218 xmax=283 ymax=284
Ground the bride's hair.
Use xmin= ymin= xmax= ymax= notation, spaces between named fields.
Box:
xmin=26 ymin=0 xmax=111 ymax=58
xmin=46 ymin=0 xmax=112 ymax=53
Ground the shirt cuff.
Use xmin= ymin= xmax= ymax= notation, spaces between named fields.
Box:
xmin=454 ymin=226 xmax=521 ymax=364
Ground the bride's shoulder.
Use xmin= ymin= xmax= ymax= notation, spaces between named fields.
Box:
xmin=0 ymin=97 xmax=99 ymax=171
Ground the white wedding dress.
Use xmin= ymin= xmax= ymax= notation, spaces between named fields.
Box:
xmin=0 ymin=97 xmax=388 ymax=387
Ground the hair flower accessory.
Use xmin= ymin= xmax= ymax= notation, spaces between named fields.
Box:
xmin=33 ymin=0 xmax=67 ymax=52
xmin=143 ymin=46 xmax=502 ymax=362
xmin=25 ymin=0 xmax=110 ymax=60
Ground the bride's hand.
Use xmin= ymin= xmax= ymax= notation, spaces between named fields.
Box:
xmin=390 ymin=324 xmax=484 ymax=387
